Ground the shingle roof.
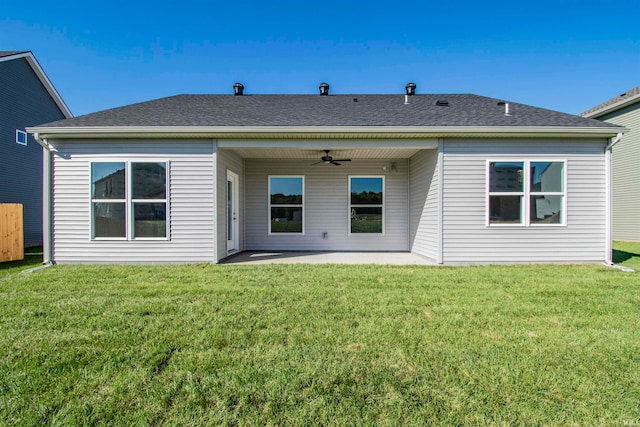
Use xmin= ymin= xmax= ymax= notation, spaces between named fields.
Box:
xmin=580 ymin=86 xmax=640 ymax=118
xmin=38 ymin=93 xmax=617 ymax=129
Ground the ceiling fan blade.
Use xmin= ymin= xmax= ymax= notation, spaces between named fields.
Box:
xmin=331 ymin=161 xmax=341 ymax=166
xmin=312 ymin=160 xmax=325 ymax=165
xmin=333 ymin=159 xmax=351 ymax=162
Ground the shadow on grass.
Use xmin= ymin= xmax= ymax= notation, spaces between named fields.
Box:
xmin=0 ymin=246 xmax=43 ymax=272
xmin=613 ymin=249 xmax=640 ymax=264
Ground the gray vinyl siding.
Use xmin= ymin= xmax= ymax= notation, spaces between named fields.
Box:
xmin=597 ymin=104 xmax=640 ymax=241
xmin=0 ymin=57 xmax=67 ymax=246
xmin=441 ymin=139 xmax=607 ymax=263
xmin=216 ymin=148 xmax=245 ymax=261
xmin=49 ymin=140 xmax=216 ymax=263
xmin=409 ymin=149 xmax=439 ymax=260
xmin=244 ymin=159 xmax=409 ymax=251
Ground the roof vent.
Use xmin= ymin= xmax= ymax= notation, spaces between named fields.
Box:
xmin=233 ymin=83 xmax=244 ymax=96
xmin=405 ymin=83 xmax=416 ymax=96
xmin=436 ymin=100 xmax=449 ymax=106
xmin=319 ymin=83 xmax=330 ymax=96
xmin=497 ymin=101 xmax=511 ymax=116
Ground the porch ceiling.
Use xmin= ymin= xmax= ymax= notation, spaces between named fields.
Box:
xmin=224 ymin=147 xmax=426 ymax=159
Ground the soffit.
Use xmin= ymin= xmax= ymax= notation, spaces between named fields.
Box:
xmin=224 ymin=147 xmax=426 ymax=159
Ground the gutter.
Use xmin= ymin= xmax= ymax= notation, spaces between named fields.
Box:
xmin=605 ymin=132 xmax=624 ymax=151
xmin=604 ymin=132 xmax=624 ymax=265
xmin=26 ymin=125 xmax=626 ymax=140
xmin=32 ymin=132 xmax=54 ymax=265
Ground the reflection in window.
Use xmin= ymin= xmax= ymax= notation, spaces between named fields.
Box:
xmin=92 ymin=163 xmax=126 ymax=237
xmin=132 ymin=163 xmax=167 ymax=238
xmin=91 ymin=161 xmax=168 ymax=239
xmin=269 ymin=176 xmax=303 ymax=234
xmin=489 ymin=162 xmax=524 ymax=224
xmin=489 ymin=162 xmax=524 ymax=193
xmin=489 ymin=196 xmax=521 ymax=224
xmin=530 ymin=162 xmax=564 ymax=224
xmin=93 ymin=202 xmax=126 ymax=238
xmin=92 ymin=162 xmax=126 ymax=199
xmin=488 ymin=161 xmax=565 ymax=226
xmin=134 ymin=203 xmax=167 ymax=237
xmin=132 ymin=163 xmax=166 ymax=199
xmin=350 ymin=177 xmax=383 ymax=234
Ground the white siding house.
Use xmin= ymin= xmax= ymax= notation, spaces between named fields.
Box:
xmin=29 ymin=84 xmax=624 ymax=264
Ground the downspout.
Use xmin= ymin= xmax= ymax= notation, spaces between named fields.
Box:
xmin=32 ymin=133 xmax=53 ymax=265
xmin=437 ymin=138 xmax=444 ymax=264
xmin=604 ymin=132 xmax=624 ymax=265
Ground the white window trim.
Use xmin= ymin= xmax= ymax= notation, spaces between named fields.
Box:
xmin=348 ymin=175 xmax=385 ymax=235
xmin=486 ymin=159 xmax=567 ymax=227
xmin=268 ymin=175 xmax=305 ymax=235
xmin=16 ymin=129 xmax=27 ymax=145
xmin=90 ymin=160 xmax=170 ymax=240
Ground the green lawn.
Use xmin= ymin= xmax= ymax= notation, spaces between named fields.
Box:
xmin=613 ymin=240 xmax=640 ymax=271
xmin=1 ymin=259 xmax=639 ymax=425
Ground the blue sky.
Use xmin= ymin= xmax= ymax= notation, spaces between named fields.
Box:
xmin=2 ymin=0 xmax=638 ymax=116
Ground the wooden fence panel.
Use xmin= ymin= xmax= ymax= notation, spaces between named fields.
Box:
xmin=0 ymin=204 xmax=24 ymax=262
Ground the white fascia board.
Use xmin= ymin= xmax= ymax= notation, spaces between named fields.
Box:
xmin=582 ymin=94 xmax=640 ymax=119
xmin=1 ymin=52 xmax=73 ymax=118
xmin=26 ymin=125 xmax=626 ymax=140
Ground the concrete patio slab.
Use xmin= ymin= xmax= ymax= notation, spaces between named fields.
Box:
xmin=220 ymin=251 xmax=437 ymax=265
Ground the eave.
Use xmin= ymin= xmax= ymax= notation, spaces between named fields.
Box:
xmin=582 ymin=92 xmax=640 ymax=119
xmin=26 ymin=125 xmax=626 ymax=140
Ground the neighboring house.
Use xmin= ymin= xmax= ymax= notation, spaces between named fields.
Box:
xmin=0 ymin=51 xmax=72 ymax=247
xmin=28 ymin=83 xmax=624 ymax=265
xmin=581 ymin=86 xmax=640 ymax=242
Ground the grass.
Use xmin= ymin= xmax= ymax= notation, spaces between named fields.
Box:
xmin=1 ymin=256 xmax=639 ymax=425
xmin=613 ymin=240 xmax=640 ymax=270
xmin=0 ymin=242 xmax=639 ymax=425
xmin=0 ymin=247 xmax=44 ymax=277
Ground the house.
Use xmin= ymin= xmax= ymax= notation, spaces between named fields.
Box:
xmin=0 ymin=51 xmax=72 ymax=247
xmin=28 ymin=83 xmax=624 ymax=265
xmin=581 ymin=87 xmax=639 ymax=242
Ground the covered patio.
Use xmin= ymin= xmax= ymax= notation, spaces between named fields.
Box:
xmin=220 ymin=251 xmax=437 ymax=265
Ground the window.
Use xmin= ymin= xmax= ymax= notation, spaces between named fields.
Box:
xmin=269 ymin=176 xmax=303 ymax=234
xmin=91 ymin=161 xmax=168 ymax=239
xmin=530 ymin=161 xmax=564 ymax=225
xmin=488 ymin=161 xmax=565 ymax=226
xmin=349 ymin=176 xmax=384 ymax=234
xmin=16 ymin=130 xmax=27 ymax=145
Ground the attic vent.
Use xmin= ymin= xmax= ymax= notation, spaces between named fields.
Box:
xmin=497 ymin=101 xmax=511 ymax=116
xmin=405 ymin=83 xmax=416 ymax=96
xmin=233 ymin=83 xmax=244 ymax=96
xmin=319 ymin=83 xmax=330 ymax=96
xmin=436 ymin=100 xmax=449 ymax=106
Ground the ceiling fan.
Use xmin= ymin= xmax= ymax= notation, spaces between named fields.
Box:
xmin=313 ymin=150 xmax=352 ymax=166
